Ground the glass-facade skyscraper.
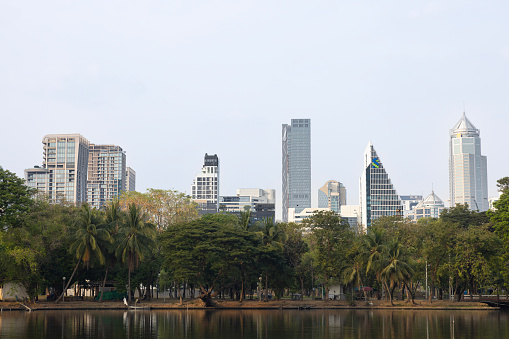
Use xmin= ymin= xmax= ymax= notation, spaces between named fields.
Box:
xmin=359 ymin=142 xmax=402 ymax=230
xmin=282 ymin=119 xmax=311 ymax=222
xmin=449 ymin=113 xmax=488 ymax=211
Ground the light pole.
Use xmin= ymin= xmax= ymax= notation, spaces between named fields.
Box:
xmin=62 ymin=277 xmax=66 ymax=302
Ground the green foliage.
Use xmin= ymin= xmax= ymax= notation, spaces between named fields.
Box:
xmin=0 ymin=167 xmax=34 ymax=229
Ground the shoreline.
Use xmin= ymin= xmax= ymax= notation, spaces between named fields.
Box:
xmin=0 ymin=299 xmax=499 ymax=312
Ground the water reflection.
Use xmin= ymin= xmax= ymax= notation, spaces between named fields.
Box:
xmin=0 ymin=309 xmax=507 ymax=339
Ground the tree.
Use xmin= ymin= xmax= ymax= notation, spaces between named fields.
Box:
xmin=119 ymin=189 xmax=198 ymax=231
xmin=56 ymin=204 xmax=111 ymax=303
xmin=304 ymin=210 xmax=352 ymax=300
xmin=115 ymin=203 xmax=156 ymax=303
xmin=380 ymin=240 xmax=414 ymax=306
xmin=0 ymin=167 xmax=33 ymax=229
xmin=496 ymin=177 xmax=509 ymax=193
xmin=160 ymin=216 xmax=263 ymax=306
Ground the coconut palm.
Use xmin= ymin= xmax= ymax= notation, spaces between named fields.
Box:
xmin=259 ymin=218 xmax=285 ymax=302
xmin=342 ymin=256 xmax=366 ymax=301
xmin=115 ymin=203 xmax=156 ymax=303
xmin=380 ymin=240 xmax=414 ymax=306
xmin=55 ymin=204 xmax=111 ymax=303
xmin=98 ymin=200 xmax=123 ymax=302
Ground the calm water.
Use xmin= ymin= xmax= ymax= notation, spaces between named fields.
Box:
xmin=0 ymin=308 xmax=507 ymax=339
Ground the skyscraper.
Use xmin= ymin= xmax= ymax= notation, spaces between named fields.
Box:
xmin=359 ymin=142 xmax=402 ymax=230
xmin=86 ymin=144 xmax=126 ymax=209
xmin=125 ymin=167 xmax=136 ymax=192
xmin=318 ymin=180 xmax=346 ymax=213
xmin=282 ymin=119 xmax=311 ymax=222
xmin=25 ymin=134 xmax=90 ymax=204
xmin=449 ymin=113 xmax=488 ymax=211
xmin=191 ymin=153 xmax=219 ymax=214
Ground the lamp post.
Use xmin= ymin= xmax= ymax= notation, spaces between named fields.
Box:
xmin=62 ymin=277 xmax=66 ymax=302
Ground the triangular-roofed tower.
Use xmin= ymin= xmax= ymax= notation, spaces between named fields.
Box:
xmin=359 ymin=142 xmax=403 ymax=231
xmin=449 ymin=113 xmax=488 ymax=211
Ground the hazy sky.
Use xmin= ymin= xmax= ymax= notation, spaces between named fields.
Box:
xmin=1 ymin=1 xmax=508 ymax=219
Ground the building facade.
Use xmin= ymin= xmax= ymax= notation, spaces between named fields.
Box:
xmin=449 ymin=113 xmax=488 ymax=211
xmin=219 ymin=188 xmax=275 ymax=223
xmin=125 ymin=167 xmax=136 ymax=192
xmin=86 ymin=144 xmax=126 ymax=209
xmin=25 ymin=134 xmax=90 ymax=204
xmin=282 ymin=119 xmax=311 ymax=222
xmin=407 ymin=191 xmax=445 ymax=220
xmin=340 ymin=205 xmax=360 ymax=229
xmin=191 ymin=153 xmax=219 ymax=214
xmin=318 ymin=180 xmax=346 ymax=213
xmin=359 ymin=142 xmax=403 ymax=231
xmin=400 ymin=195 xmax=423 ymax=218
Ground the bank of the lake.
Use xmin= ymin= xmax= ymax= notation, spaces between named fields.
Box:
xmin=0 ymin=298 xmax=497 ymax=311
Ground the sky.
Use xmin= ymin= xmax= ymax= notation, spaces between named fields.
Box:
xmin=1 ymin=0 xmax=508 ymax=220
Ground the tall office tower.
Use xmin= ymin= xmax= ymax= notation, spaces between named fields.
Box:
xmin=359 ymin=142 xmax=402 ymax=230
xmin=449 ymin=113 xmax=488 ymax=211
xmin=25 ymin=134 xmax=90 ymax=204
xmin=191 ymin=153 xmax=219 ymax=214
xmin=318 ymin=180 xmax=346 ymax=213
xmin=282 ymin=119 xmax=311 ymax=222
xmin=125 ymin=167 xmax=136 ymax=192
xmin=86 ymin=144 xmax=126 ymax=209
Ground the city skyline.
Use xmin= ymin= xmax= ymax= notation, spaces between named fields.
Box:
xmin=1 ymin=1 xmax=508 ymax=221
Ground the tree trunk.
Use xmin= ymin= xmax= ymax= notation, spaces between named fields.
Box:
xmin=264 ymin=271 xmax=268 ymax=302
xmin=55 ymin=255 xmax=82 ymax=304
xmin=98 ymin=266 xmax=109 ymax=302
xmin=128 ymin=265 xmax=132 ymax=303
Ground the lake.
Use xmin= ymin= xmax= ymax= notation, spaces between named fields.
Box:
xmin=0 ymin=308 xmax=507 ymax=338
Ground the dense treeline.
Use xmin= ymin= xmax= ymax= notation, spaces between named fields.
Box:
xmin=1 ymin=166 xmax=509 ymax=305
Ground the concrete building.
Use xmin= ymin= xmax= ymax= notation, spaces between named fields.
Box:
xmin=125 ymin=167 xmax=136 ymax=192
xmin=219 ymin=188 xmax=275 ymax=223
xmin=449 ymin=113 xmax=488 ymax=211
xmin=191 ymin=153 xmax=219 ymax=214
xmin=400 ymin=195 xmax=423 ymax=218
xmin=282 ymin=119 xmax=311 ymax=222
xmin=86 ymin=144 xmax=126 ymax=209
xmin=340 ymin=205 xmax=360 ymax=230
xmin=25 ymin=134 xmax=90 ymax=204
xmin=407 ymin=191 xmax=445 ymax=220
xmin=359 ymin=142 xmax=403 ymax=231
xmin=318 ymin=180 xmax=346 ymax=213
xmin=288 ymin=207 xmax=329 ymax=224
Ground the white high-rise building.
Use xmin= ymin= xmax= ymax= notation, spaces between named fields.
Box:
xmin=449 ymin=113 xmax=488 ymax=211
xmin=87 ymin=144 xmax=126 ymax=209
xmin=125 ymin=167 xmax=136 ymax=192
xmin=318 ymin=180 xmax=346 ymax=213
xmin=359 ymin=142 xmax=402 ymax=231
xmin=25 ymin=134 xmax=90 ymax=204
xmin=191 ymin=153 xmax=219 ymax=213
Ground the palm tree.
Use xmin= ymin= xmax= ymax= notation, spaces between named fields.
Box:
xmin=259 ymin=218 xmax=285 ymax=302
xmin=98 ymin=200 xmax=123 ymax=302
xmin=238 ymin=206 xmax=252 ymax=231
xmin=56 ymin=204 xmax=111 ymax=303
xmin=115 ymin=203 xmax=156 ymax=303
xmin=380 ymin=240 xmax=414 ymax=306
xmin=363 ymin=228 xmax=388 ymax=300
xmin=342 ymin=256 xmax=366 ymax=301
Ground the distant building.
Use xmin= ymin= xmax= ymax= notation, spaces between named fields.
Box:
xmin=191 ymin=153 xmax=219 ymax=214
xmin=449 ymin=113 xmax=488 ymax=211
xmin=359 ymin=142 xmax=403 ymax=231
xmin=340 ymin=205 xmax=360 ymax=229
xmin=400 ymin=195 xmax=423 ymax=218
xmin=282 ymin=119 xmax=311 ymax=222
xmin=25 ymin=134 xmax=90 ymax=204
xmin=318 ymin=180 xmax=346 ymax=213
xmin=288 ymin=207 xmax=330 ymax=224
xmin=407 ymin=191 xmax=445 ymax=220
xmin=87 ymin=144 xmax=126 ymax=209
xmin=219 ymin=188 xmax=275 ymax=223
xmin=125 ymin=167 xmax=136 ymax=192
